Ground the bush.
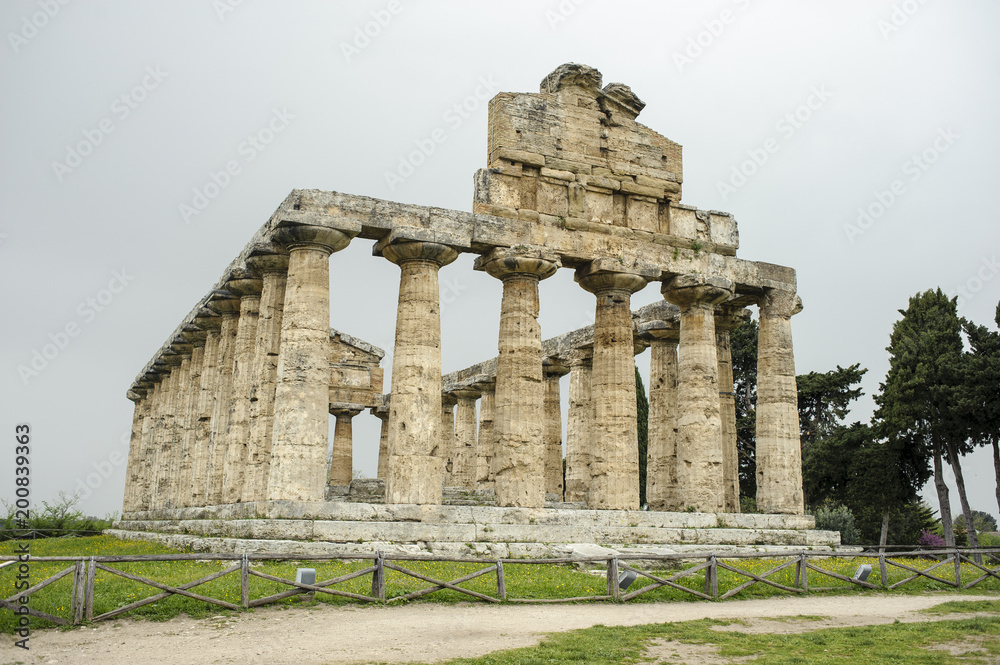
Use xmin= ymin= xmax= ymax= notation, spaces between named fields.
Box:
xmin=809 ymin=503 xmax=860 ymax=545
xmin=740 ymin=496 xmax=758 ymax=514
xmin=0 ymin=491 xmax=113 ymax=540
xmin=919 ymin=529 xmax=946 ymax=548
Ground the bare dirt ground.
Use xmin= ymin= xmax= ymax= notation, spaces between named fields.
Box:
xmin=2 ymin=593 xmax=997 ymax=665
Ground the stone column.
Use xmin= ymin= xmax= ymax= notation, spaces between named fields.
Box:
xmin=190 ymin=307 xmax=222 ymax=508
xmin=756 ymin=289 xmax=805 ymax=515
xmin=177 ymin=326 xmax=207 ymax=508
xmin=167 ymin=347 xmax=195 ymax=509
xmin=380 ymin=240 xmax=458 ymax=505
xmin=243 ymin=252 xmax=288 ymax=503
xmin=151 ymin=353 xmax=183 ymax=510
xmin=221 ymin=271 xmax=263 ymax=504
xmin=715 ymin=305 xmax=750 ymax=513
xmin=372 ymin=398 xmax=390 ymax=480
xmin=475 ymin=380 xmax=495 ymax=488
xmin=450 ymin=388 xmax=480 ymax=489
xmin=205 ymin=293 xmax=240 ymax=505
xmin=136 ymin=371 xmax=164 ymax=512
xmin=123 ymin=385 xmax=150 ymax=514
xmin=329 ymin=405 xmax=362 ymax=486
xmin=268 ymin=223 xmax=357 ymax=502
xmin=576 ymin=264 xmax=648 ymax=510
xmin=476 ymin=247 xmax=560 ymax=508
xmin=662 ymin=274 xmax=735 ymax=512
xmin=439 ymin=393 xmax=458 ymax=483
xmin=644 ymin=324 xmax=679 ymax=511
xmin=543 ymin=363 xmax=569 ymax=500
xmin=564 ymin=357 xmax=593 ymax=503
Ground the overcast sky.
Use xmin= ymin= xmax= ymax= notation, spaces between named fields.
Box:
xmin=2 ymin=1 xmax=998 ymax=524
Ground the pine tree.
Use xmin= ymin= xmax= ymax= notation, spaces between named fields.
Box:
xmin=961 ymin=301 xmax=1000 ymax=515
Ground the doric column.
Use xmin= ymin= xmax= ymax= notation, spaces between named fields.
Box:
xmin=564 ymin=356 xmax=593 ymax=503
xmin=151 ymin=352 xmax=183 ymax=510
xmin=440 ymin=393 xmax=458 ymax=483
xmin=644 ymin=322 xmax=679 ymax=511
xmin=576 ymin=262 xmax=648 ymax=510
xmin=715 ymin=305 xmax=751 ymax=513
xmin=756 ymin=289 xmax=805 ymax=515
xmin=167 ymin=347 xmax=194 ymax=509
xmin=242 ymin=251 xmax=288 ymax=503
xmin=662 ymin=274 xmax=734 ymax=512
xmin=177 ymin=325 xmax=207 ymax=507
xmin=205 ymin=292 xmax=240 ymax=505
xmin=476 ymin=247 xmax=560 ymax=508
xmin=123 ymin=384 xmax=151 ymax=513
xmin=450 ymin=387 xmax=480 ymax=489
xmin=543 ymin=362 xmax=569 ymax=500
xmin=190 ymin=307 xmax=222 ymax=508
xmin=220 ymin=271 xmax=263 ymax=504
xmin=372 ymin=397 xmax=390 ymax=480
xmin=268 ymin=223 xmax=357 ymax=502
xmin=380 ymin=240 xmax=458 ymax=505
xmin=135 ymin=370 xmax=164 ymax=511
xmin=329 ymin=404 xmax=363 ymax=486
xmin=475 ymin=380 xmax=495 ymax=488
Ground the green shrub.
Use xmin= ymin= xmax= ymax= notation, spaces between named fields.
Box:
xmin=0 ymin=491 xmax=113 ymax=540
xmin=809 ymin=503 xmax=860 ymax=545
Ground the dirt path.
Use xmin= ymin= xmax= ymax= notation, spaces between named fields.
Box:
xmin=3 ymin=593 xmax=997 ymax=665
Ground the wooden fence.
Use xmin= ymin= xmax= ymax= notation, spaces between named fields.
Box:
xmin=3 ymin=548 xmax=1000 ymax=627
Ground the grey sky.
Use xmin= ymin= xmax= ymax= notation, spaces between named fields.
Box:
xmin=2 ymin=1 xmax=998 ymax=524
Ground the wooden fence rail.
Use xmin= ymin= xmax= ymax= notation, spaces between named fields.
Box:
xmin=4 ymin=547 xmax=1000 ymax=626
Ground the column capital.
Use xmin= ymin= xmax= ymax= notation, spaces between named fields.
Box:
xmin=543 ymin=358 xmax=571 ymax=378
xmin=714 ymin=304 xmax=752 ymax=332
xmin=575 ymin=259 xmax=651 ymax=295
xmin=330 ymin=403 xmax=364 ymax=418
xmin=759 ymin=289 xmax=803 ymax=319
xmin=245 ymin=251 xmax=290 ymax=276
xmin=205 ymin=290 xmax=241 ymax=315
xmin=450 ymin=386 xmax=482 ymax=401
xmin=474 ymin=246 xmax=560 ymax=281
xmin=441 ymin=392 xmax=459 ymax=408
xmin=639 ymin=319 xmax=680 ymax=343
xmin=272 ymin=223 xmax=356 ymax=254
xmin=224 ymin=268 xmax=263 ymax=298
xmin=180 ymin=323 xmax=208 ymax=345
xmin=193 ymin=306 xmax=222 ymax=330
xmin=379 ymin=240 xmax=459 ymax=268
xmin=661 ymin=274 xmax=734 ymax=310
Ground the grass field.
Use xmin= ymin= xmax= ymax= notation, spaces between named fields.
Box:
xmin=3 ymin=535 xmax=1000 ymax=634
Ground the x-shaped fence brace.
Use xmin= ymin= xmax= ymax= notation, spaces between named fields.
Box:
xmin=247 ymin=566 xmax=380 ymax=606
xmin=0 ymin=560 xmax=74 ymax=626
xmin=802 ymin=560 xmax=879 ymax=591
xmin=886 ymin=555 xmax=959 ymax=590
xmin=619 ymin=559 xmax=714 ymax=601
xmin=717 ymin=558 xmax=804 ymax=600
xmin=959 ymin=552 xmax=1000 ymax=589
xmin=383 ymin=561 xmax=501 ymax=603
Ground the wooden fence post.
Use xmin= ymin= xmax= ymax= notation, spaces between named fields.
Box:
xmin=878 ymin=553 xmax=888 ymax=589
xmin=607 ymin=558 xmax=620 ymax=600
xmin=496 ymin=560 xmax=506 ymax=601
xmin=703 ymin=556 xmax=718 ymax=599
xmin=71 ymin=559 xmax=86 ymax=625
xmin=371 ymin=552 xmax=385 ymax=602
xmin=954 ymin=550 xmax=962 ymax=587
xmin=84 ymin=556 xmax=96 ymax=621
xmin=797 ymin=553 xmax=808 ymax=592
xmin=240 ymin=554 xmax=249 ymax=609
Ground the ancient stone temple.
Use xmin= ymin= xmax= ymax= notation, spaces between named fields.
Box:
xmin=117 ymin=64 xmax=824 ymax=557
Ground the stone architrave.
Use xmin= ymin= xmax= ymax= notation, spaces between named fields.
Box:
xmin=205 ymin=293 xmax=241 ymax=505
xmin=329 ymin=405 xmax=363 ymax=486
xmin=475 ymin=381 xmax=496 ymax=488
xmin=242 ymin=252 xmax=289 ymax=503
xmin=439 ymin=393 xmax=458 ymax=481
xmin=380 ymin=240 xmax=458 ymax=505
xmin=190 ymin=308 xmax=222 ymax=508
xmin=450 ymin=387 xmax=480 ymax=489
xmin=267 ymin=223 xmax=358 ymax=502
xmin=576 ymin=262 xmax=648 ymax=510
xmin=756 ymin=289 xmax=805 ymax=515
xmin=645 ymin=323 xmax=679 ymax=511
xmin=563 ymin=357 xmax=593 ymax=504
xmin=476 ymin=247 xmax=560 ymax=508
xmin=715 ymin=305 xmax=751 ymax=513
xmin=662 ymin=274 xmax=735 ymax=512
xmin=543 ymin=363 xmax=569 ymax=499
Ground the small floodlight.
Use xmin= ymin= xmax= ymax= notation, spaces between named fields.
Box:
xmin=852 ymin=564 xmax=872 ymax=582
xmin=296 ymin=567 xmax=316 ymax=597
xmin=618 ymin=569 xmax=637 ymax=590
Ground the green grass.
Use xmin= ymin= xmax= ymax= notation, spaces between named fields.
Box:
xmin=923 ymin=600 xmax=1000 ymax=615
xmin=392 ymin=616 xmax=1000 ymax=665
xmin=4 ymin=536 xmax=1000 ymax=634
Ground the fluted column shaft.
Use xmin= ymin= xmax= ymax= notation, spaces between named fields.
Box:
xmin=478 ymin=248 xmax=559 ymax=508
xmin=243 ymin=254 xmax=288 ymax=502
xmin=451 ymin=389 xmax=479 ymax=489
xmin=151 ymin=363 xmax=182 ymax=510
xmin=191 ymin=317 xmax=221 ymax=508
xmin=577 ymin=269 xmax=646 ymax=510
xmin=476 ymin=385 xmax=495 ymax=487
xmin=715 ymin=306 xmax=749 ymax=513
xmin=268 ymin=224 xmax=354 ymax=502
xmin=382 ymin=241 xmax=458 ymax=505
xmin=178 ymin=342 xmax=206 ymax=507
xmin=373 ymin=402 xmax=390 ymax=480
xmin=646 ymin=334 xmax=679 ymax=511
xmin=756 ymin=290 xmax=805 ymax=515
xmin=136 ymin=378 xmax=163 ymax=511
xmin=440 ymin=394 xmax=458 ymax=482
xmin=206 ymin=302 xmax=240 ymax=505
xmin=564 ymin=360 xmax=593 ymax=503
xmin=329 ymin=407 xmax=361 ymax=485
xmin=123 ymin=388 xmax=149 ymax=513
xmin=662 ymin=274 xmax=734 ymax=512
xmin=543 ymin=370 xmax=566 ymax=499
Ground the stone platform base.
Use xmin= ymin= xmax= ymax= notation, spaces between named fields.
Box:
xmin=113 ymin=500 xmax=842 ymax=560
